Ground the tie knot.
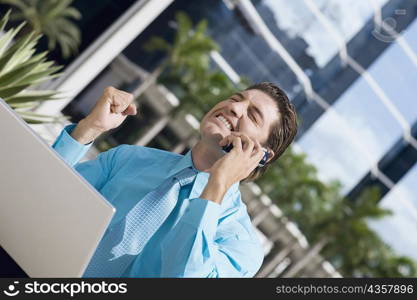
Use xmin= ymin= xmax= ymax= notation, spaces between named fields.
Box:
xmin=173 ymin=167 xmax=197 ymax=187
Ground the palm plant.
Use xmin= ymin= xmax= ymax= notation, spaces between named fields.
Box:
xmin=0 ymin=10 xmax=65 ymax=124
xmin=0 ymin=0 xmax=81 ymax=58
xmin=137 ymin=11 xmax=221 ymax=101
xmin=256 ymin=147 xmax=417 ymax=277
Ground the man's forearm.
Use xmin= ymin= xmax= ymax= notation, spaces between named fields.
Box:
xmin=200 ymin=176 xmax=229 ymax=204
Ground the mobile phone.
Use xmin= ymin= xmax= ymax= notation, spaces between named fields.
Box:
xmin=222 ymin=144 xmax=270 ymax=167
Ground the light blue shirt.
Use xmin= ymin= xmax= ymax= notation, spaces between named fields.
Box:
xmin=51 ymin=124 xmax=264 ymax=277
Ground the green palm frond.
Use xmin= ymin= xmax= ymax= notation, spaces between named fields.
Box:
xmin=5 ymin=90 xmax=58 ymax=103
xmin=0 ymin=20 xmax=26 ymax=56
xmin=0 ymin=0 xmax=28 ymax=11
xmin=0 ymin=9 xmax=11 ymax=30
xmin=143 ymin=36 xmax=171 ymax=52
xmin=0 ymin=0 xmax=82 ymax=58
xmin=16 ymin=110 xmax=70 ymax=124
xmin=0 ymin=32 xmax=40 ymax=75
xmin=0 ymin=11 xmax=65 ymax=124
xmin=0 ymin=84 xmax=30 ymax=97
xmin=173 ymin=11 xmax=193 ymax=46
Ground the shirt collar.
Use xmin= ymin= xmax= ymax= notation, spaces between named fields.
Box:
xmin=166 ymin=149 xmax=197 ymax=179
xmin=166 ymin=149 xmax=240 ymax=196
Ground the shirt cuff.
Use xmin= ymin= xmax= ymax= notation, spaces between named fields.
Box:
xmin=51 ymin=123 xmax=93 ymax=166
xmin=181 ymin=198 xmax=221 ymax=241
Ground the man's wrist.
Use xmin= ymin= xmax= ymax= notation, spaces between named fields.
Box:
xmin=200 ymin=175 xmax=230 ymax=204
xmin=70 ymin=118 xmax=104 ymax=145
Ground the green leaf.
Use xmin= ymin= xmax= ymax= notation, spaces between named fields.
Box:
xmin=16 ymin=66 xmax=62 ymax=85
xmin=0 ymin=30 xmax=14 ymax=56
xmin=19 ymin=117 xmax=45 ymax=124
xmin=0 ymin=8 xmax=64 ymax=125
xmin=9 ymin=101 xmax=39 ymax=109
xmin=0 ymin=33 xmax=39 ymax=75
xmin=0 ymin=0 xmax=29 ymax=11
xmin=195 ymin=19 xmax=208 ymax=36
xmin=19 ymin=111 xmax=70 ymax=125
xmin=5 ymin=90 xmax=58 ymax=104
xmin=25 ymin=50 xmax=48 ymax=64
xmin=56 ymin=19 xmax=81 ymax=42
xmin=60 ymin=7 xmax=81 ymax=20
xmin=0 ymin=9 xmax=11 ymax=32
xmin=0 ymin=21 xmax=26 ymax=56
xmin=0 ymin=30 xmax=35 ymax=62
xmin=174 ymin=11 xmax=192 ymax=46
xmin=44 ymin=0 xmax=74 ymax=21
xmin=143 ymin=36 xmax=171 ymax=52
xmin=0 ymin=60 xmax=42 ymax=86
xmin=0 ymin=83 xmax=30 ymax=98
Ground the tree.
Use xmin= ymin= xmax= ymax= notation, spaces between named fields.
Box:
xmin=256 ymin=147 xmax=417 ymax=277
xmin=0 ymin=0 xmax=81 ymax=58
xmin=0 ymin=10 xmax=65 ymax=124
xmin=129 ymin=11 xmax=220 ymax=103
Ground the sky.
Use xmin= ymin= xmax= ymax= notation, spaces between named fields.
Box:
xmin=368 ymin=163 xmax=417 ymax=261
xmin=261 ymin=0 xmax=417 ymax=261
xmin=263 ymin=0 xmax=390 ymax=66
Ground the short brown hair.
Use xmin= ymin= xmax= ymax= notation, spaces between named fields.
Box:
xmin=243 ymin=82 xmax=298 ymax=182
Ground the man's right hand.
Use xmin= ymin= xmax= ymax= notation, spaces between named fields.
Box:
xmin=70 ymin=86 xmax=137 ymax=144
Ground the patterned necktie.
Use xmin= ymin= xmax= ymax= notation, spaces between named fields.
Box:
xmin=83 ymin=167 xmax=197 ymax=277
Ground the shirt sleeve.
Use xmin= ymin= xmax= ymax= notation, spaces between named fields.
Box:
xmin=52 ymin=124 xmax=93 ymax=166
xmin=159 ymin=196 xmax=264 ymax=278
xmin=51 ymin=123 xmax=123 ymax=191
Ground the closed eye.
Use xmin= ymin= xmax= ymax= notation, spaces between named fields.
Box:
xmin=230 ymin=96 xmax=260 ymax=125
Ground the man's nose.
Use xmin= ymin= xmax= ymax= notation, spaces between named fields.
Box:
xmin=229 ymin=100 xmax=247 ymax=119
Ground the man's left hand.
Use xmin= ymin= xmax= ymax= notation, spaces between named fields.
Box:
xmin=209 ymin=132 xmax=264 ymax=189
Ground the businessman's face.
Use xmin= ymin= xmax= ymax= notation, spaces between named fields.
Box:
xmin=200 ymin=89 xmax=279 ymax=149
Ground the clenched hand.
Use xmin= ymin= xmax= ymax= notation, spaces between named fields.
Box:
xmin=71 ymin=86 xmax=137 ymax=144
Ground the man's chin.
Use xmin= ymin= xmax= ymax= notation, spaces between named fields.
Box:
xmin=201 ymin=131 xmax=225 ymax=147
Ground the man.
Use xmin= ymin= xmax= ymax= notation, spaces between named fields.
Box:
xmin=52 ymin=82 xmax=298 ymax=277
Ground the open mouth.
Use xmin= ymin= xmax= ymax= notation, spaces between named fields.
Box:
xmin=215 ymin=114 xmax=233 ymax=131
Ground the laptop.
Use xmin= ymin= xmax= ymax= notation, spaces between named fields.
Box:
xmin=0 ymin=98 xmax=115 ymax=277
